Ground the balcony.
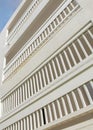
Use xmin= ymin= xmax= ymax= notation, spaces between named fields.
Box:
xmin=1 ymin=79 xmax=93 ymax=130
xmin=3 ymin=0 xmax=80 ymax=81
xmin=6 ymin=0 xmax=49 ymax=52
xmin=1 ymin=21 xmax=93 ymax=117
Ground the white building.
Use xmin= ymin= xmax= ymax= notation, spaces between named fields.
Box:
xmin=0 ymin=0 xmax=93 ymax=129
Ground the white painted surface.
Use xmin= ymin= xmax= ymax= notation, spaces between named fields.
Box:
xmin=0 ymin=0 xmax=93 ymax=130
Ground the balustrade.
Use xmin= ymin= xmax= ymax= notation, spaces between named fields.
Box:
xmin=3 ymin=79 xmax=93 ymax=130
xmin=7 ymin=0 xmax=41 ymax=44
xmin=3 ymin=0 xmax=79 ymax=80
xmin=2 ymin=23 xmax=93 ymax=116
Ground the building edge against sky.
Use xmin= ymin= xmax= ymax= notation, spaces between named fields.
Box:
xmin=0 ymin=0 xmax=93 ymax=130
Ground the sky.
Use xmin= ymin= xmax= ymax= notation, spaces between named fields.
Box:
xmin=0 ymin=0 xmax=22 ymax=32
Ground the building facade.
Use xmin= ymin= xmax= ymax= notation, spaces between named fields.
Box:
xmin=0 ymin=0 xmax=93 ymax=129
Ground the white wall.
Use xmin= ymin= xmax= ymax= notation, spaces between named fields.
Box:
xmin=0 ymin=28 xmax=7 ymax=117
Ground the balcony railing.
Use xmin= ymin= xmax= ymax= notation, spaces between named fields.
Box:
xmin=2 ymin=22 xmax=93 ymax=116
xmin=3 ymin=0 xmax=80 ymax=80
xmin=7 ymin=0 xmax=42 ymax=45
xmin=2 ymin=79 xmax=93 ymax=130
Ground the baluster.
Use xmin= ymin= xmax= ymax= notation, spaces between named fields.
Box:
xmin=47 ymin=26 xmax=50 ymax=35
xmin=48 ymin=62 xmax=54 ymax=81
xmin=38 ymin=71 xmax=43 ymax=89
xmin=19 ymin=56 xmax=21 ymax=65
xmin=18 ymin=121 xmax=21 ymax=130
xmin=20 ymin=86 xmax=23 ymax=103
xmin=29 ymin=78 xmax=34 ymax=96
xmin=56 ymin=99 xmax=63 ymax=118
xmin=26 ymin=116 xmax=30 ymax=130
xmin=17 ymin=88 xmax=20 ymax=105
xmin=55 ymin=56 xmax=63 ymax=76
xmin=21 ymin=54 xmax=24 ymax=62
xmin=29 ymin=115 xmax=33 ymax=130
xmin=6 ymin=98 xmax=9 ymax=112
xmin=51 ymin=102 xmax=57 ymax=120
xmin=18 ymin=58 xmax=20 ymax=66
xmin=41 ymin=68 xmax=47 ymax=87
xmin=33 ymin=113 xmax=36 ymax=129
xmin=63 ymin=50 xmax=72 ymax=69
xmin=36 ymin=111 xmax=40 ymax=128
xmin=88 ymin=29 xmax=93 ymax=39
xmin=90 ymin=80 xmax=93 ymax=89
xmin=4 ymin=99 xmax=7 ymax=113
xmin=10 ymin=94 xmax=13 ymax=110
xmin=5 ymin=99 xmax=7 ymax=113
xmin=31 ymin=44 xmax=34 ymax=51
xmin=70 ymin=1 xmax=75 ymax=9
xmin=2 ymin=100 xmax=4 ymax=114
xmin=39 ymin=35 xmax=42 ymax=43
xmin=71 ymin=91 xmax=79 ymax=110
xmin=72 ymin=43 xmax=82 ymax=61
xmin=25 ymin=81 xmax=28 ymax=99
xmin=77 ymin=88 xmax=86 ymax=107
xmin=41 ymin=32 xmax=45 ymax=41
xmin=59 ymin=13 xmax=63 ymax=22
xmin=40 ymin=109 xmax=44 ymax=126
xmin=10 ymin=125 xmax=12 ymax=130
xmin=61 ymin=97 xmax=68 ymax=115
xmin=23 ymin=52 xmax=26 ymax=61
xmin=35 ymin=73 xmax=39 ymax=92
xmin=44 ymin=107 xmax=48 ymax=124
xmin=49 ymin=23 xmax=54 ymax=32
xmin=22 ymin=84 xmax=25 ymax=101
xmin=21 ymin=120 xmax=24 ymax=130
xmin=16 ymin=90 xmax=18 ymax=107
xmin=44 ymin=29 xmax=47 ymax=38
xmin=9 ymin=125 xmax=11 ymax=130
xmin=68 ymin=46 xmax=77 ymax=65
xmin=33 ymin=41 xmax=36 ymax=49
xmin=51 ymin=59 xmax=58 ymax=78
xmin=59 ymin=53 xmax=67 ymax=72
xmin=15 ymin=122 xmax=18 ymax=130
xmin=82 ymin=34 xmax=93 ymax=52
xmin=56 ymin=17 xmax=60 ymax=25
xmin=23 ymin=118 xmax=27 ymax=130
xmin=8 ymin=96 xmax=11 ymax=111
xmin=83 ymin=84 xmax=93 ymax=104
xmin=77 ymin=38 xmax=88 ymax=57
xmin=13 ymin=91 xmax=16 ymax=108
xmin=63 ymin=10 xmax=67 ymax=17
xmin=7 ymin=97 xmax=9 ymax=112
xmin=35 ymin=39 xmax=38 ymax=47
xmin=67 ymin=6 xmax=71 ymax=13
xmin=6 ymin=97 xmax=9 ymax=112
xmin=32 ymin=75 xmax=37 ymax=94
xmin=5 ymin=127 xmax=7 ymax=130
xmin=14 ymin=61 xmax=16 ymax=70
xmin=7 ymin=126 xmax=10 ymax=130
xmin=47 ymin=105 xmax=53 ymax=122
xmin=53 ymin=20 xmax=57 ymax=28
xmin=20 ymin=54 xmax=23 ymax=63
xmin=27 ymin=79 xmax=31 ymax=98
xmin=12 ymin=124 xmax=15 ymax=130
xmin=66 ymin=94 xmax=74 ymax=113
xmin=27 ymin=48 xmax=30 ymax=56
xmin=44 ymin=65 xmax=50 ymax=84
xmin=29 ymin=45 xmax=32 ymax=54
